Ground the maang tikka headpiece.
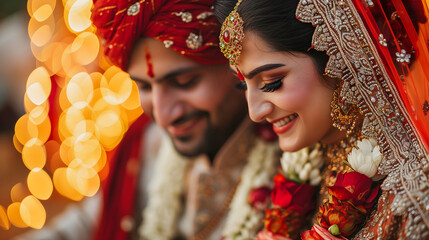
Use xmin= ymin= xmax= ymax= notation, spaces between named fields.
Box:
xmin=219 ymin=0 xmax=244 ymax=65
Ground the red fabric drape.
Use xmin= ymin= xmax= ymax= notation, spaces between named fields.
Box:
xmin=352 ymin=0 xmax=429 ymax=149
xmin=94 ymin=114 xmax=151 ymax=240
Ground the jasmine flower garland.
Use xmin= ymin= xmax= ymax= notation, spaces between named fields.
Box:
xmin=222 ymin=139 xmax=279 ymax=240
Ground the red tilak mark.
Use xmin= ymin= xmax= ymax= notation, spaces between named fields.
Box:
xmin=237 ymin=68 xmax=244 ymax=81
xmin=145 ymin=50 xmax=154 ymax=78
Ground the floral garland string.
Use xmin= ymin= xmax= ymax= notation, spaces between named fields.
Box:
xmin=140 ymin=134 xmax=189 ymax=240
xmin=256 ymin=144 xmax=324 ymax=240
xmin=139 ymin=128 xmax=280 ymax=240
xmin=222 ymin=138 xmax=279 ymax=239
xmin=257 ymin=138 xmax=384 ymax=240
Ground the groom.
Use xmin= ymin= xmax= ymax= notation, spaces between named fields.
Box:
xmin=16 ymin=0 xmax=280 ymax=239
xmin=92 ymin=1 xmax=280 ymax=239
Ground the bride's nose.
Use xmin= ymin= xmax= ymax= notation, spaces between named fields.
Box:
xmin=246 ymin=89 xmax=274 ymax=122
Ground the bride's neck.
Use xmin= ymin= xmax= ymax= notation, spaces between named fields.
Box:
xmin=320 ymin=115 xmax=364 ymax=145
xmin=319 ymin=125 xmax=347 ymax=145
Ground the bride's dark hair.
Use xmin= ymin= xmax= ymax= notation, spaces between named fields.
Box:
xmin=214 ymin=0 xmax=329 ymax=74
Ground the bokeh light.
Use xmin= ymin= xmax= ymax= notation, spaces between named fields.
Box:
xmin=7 ymin=203 xmax=28 ymax=228
xmin=66 ymin=72 xmax=93 ymax=109
xmin=95 ymin=110 xmax=125 ymax=150
xmin=22 ymin=138 xmax=47 ymax=170
xmin=13 ymin=135 xmax=24 ymax=154
xmin=33 ymin=4 xmax=54 ymax=22
xmin=15 ymin=115 xmax=39 ymax=145
xmin=0 ymin=205 xmax=10 ymax=230
xmin=27 ymin=0 xmax=56 ymax=18
xmin=27 ymin=169 xmax=53 ymax=200
xmin=20 ymin=196 xmax=46 ymax=229
xmin=35 ymin=116 xmax=51 ymax=143
xmin=28 ymin=103 xmax=50 ymax=125
xmin=100 ymin=70 xmax=133 ymax=105
xmin=53 ymin=168 xmax=84 ymax=201
xmin=66 ymin=0 xmax=93 ymax=33
xmin=59 ymin=136 xmax=75 ymax=166
xmin=26 ymin=67 xmax=52 ymax=105
xmin=11 ymin=183 xmax=30 ymax=203
xmin=28 ymin=14 xmax=55 ymax=47
xmin=71 ymin=32 xmax=99 ymax=65
xmin=73 ymin=136 xmax=102 ymax=168
xmin=8 ymin=0 xmax=143 ymax=230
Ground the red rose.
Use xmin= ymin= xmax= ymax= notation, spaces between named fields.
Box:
xmin=301 ymin=225 xmax=347 ymax=240
xmin=328 ymin=172 xmax=379 ymax=210
xmin=249 ymin=186 xmax=272 ymax=211
xmin=317 ymin=197 xmax=365 ymax=236
xmin=271 ymin=174 xmax=316 ymax=214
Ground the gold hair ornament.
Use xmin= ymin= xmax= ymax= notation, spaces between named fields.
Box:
xmin=219 ymin=0 xmax=244 ymax=65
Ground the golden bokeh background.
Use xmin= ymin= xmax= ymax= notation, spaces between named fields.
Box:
xmin=0 ymin=0 xmax=143 ymax=238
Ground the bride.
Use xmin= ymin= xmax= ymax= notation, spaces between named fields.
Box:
xmin=215 ymin=0 xmax=429 ymax=239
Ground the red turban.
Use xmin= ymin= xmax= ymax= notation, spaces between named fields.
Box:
xmin=91 ymin=0 xmax=227 ymax=70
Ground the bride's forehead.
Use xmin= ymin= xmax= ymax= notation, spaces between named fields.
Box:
xmin=239 ymin=42 xmax=311 ymax=70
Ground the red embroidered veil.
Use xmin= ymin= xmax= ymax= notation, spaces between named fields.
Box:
xmin=296 ymin=0 xmax=429 ymax=238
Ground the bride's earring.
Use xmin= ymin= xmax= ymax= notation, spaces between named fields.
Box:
xmin=330 ymin=83 xmax=360 ymax=135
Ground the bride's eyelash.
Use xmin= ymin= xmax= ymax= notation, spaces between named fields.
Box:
xmin=236 ymin=81 xmax=247 ymax=90
xmin=260 ymin=78 xmax=283 ymax=92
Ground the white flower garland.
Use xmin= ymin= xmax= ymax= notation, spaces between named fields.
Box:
xmin=280 ymin=143 xmax=324 ymax=186
xmin=279 ymin=138 xmax=383 ymax=185
xmin=139 ymin=135 xmax=189 ymax=240
xmin=222 ymin=139 xmax=279 ymax=240
xmin=138 ymin=135 xmax=280 ymax=240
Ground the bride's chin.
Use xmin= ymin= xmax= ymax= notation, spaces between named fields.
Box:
xmin=278 ymin=138 xmax=304 ymax=153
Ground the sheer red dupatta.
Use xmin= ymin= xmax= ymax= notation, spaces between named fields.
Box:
xmin=296 ymin=0 xmax=429 ymax=237
xmin=352 ymin=0 xmax=429 ymax=149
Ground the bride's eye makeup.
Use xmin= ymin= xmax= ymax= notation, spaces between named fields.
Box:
xmin=259 ymin=78 xmax=283 ymax=92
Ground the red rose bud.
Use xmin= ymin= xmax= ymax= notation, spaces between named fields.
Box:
xmin=301 ymin=225 xmax=347 ymax=240
xmin=249 ymin=186 xmax=272 ymax=211
xmin=328 ymin=172 xmax=379 ymax=210
xmin=271 ymin=174 xmax=316 ymax=214
xmin=318 ymin=199 xmax=365 ymax=236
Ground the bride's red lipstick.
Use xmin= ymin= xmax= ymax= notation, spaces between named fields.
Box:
xmin=269 ymin=113 xmax=298 ymax=134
